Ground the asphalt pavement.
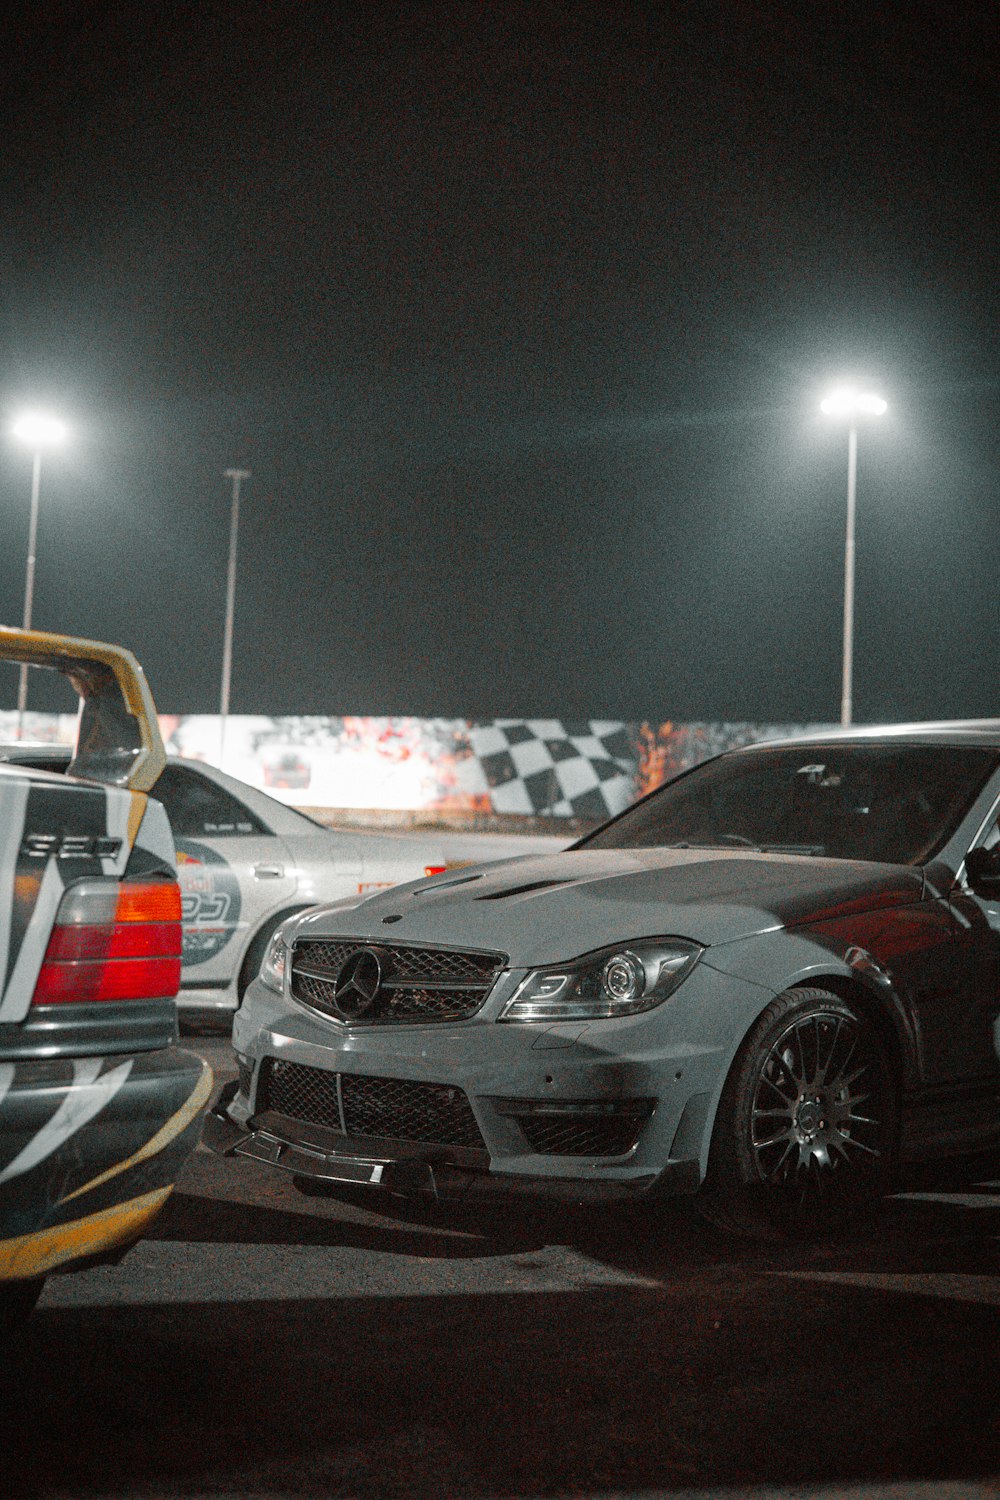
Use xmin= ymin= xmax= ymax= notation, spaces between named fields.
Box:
xmin=4 ymin=1033 xmax=1000 ymax=1500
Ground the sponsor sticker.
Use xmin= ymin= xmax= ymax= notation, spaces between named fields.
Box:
xmin=175 ymin=840 xmax=242 ymax=966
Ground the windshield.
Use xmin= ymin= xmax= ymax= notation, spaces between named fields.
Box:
xmin=580 ymin=744 xmax=999 ymax=864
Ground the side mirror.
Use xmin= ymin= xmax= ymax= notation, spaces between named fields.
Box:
xmin=965 ymin=845 xmax=1000 ymax=897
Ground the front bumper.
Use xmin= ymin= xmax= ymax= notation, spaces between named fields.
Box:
xmin=0 ymin=1045 xmax=212 ymax=1283
xmin=204 ymin=1082 xmax=701 ymax=1202
xmin=209 ymin=958 xmax=773 ymax=1206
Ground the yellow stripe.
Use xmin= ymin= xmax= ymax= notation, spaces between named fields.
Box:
xmin=126 ymin=789 xmax=147 ymax=851
xmin=60 ymin=1061 xmax=214 ymax=1206
xmin=0 ymin=1187 xmax=172 ymax=1281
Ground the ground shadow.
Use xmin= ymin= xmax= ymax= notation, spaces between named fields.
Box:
xmin=3 ymin=1274 xmax=999 ymax=1499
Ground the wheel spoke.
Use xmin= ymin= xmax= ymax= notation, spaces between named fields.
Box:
xmin=840 ymin=1063 xmax=871 ymax=1091
xmin=759 ymin=1070 xmax=798 ymax=1108
xmin=836 ymin=1031 xmax=860 ymax=1081
xmin=768 ymin=1138 xmax=797 ymax=1180
xmin=815 ymin=1016 xmax=844 ymax=1087
xmin=779 ymin=1037 xmax=807 ymax=1091
xmin=836 ymin=1134 xmax=881 ymax=1158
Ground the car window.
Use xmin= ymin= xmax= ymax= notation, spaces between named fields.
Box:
xmin=152 ymin=763 xmax=268 ymax=838
xmin=580 ymin=744 xmax=1000 ymax=865
xmin=0 ymin=751 xmax=70 ymax=773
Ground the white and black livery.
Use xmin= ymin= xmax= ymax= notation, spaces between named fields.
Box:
xmin=0 ymin=628 xmax=210 ymax=1334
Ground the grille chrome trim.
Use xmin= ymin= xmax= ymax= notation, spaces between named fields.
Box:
xmin=290 ymin=938 xmax=506 ymax=1026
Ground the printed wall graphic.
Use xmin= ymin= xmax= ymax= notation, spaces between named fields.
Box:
xmin=3 ymin=711 xmax=833 ymax=821
xmin=464 ymin=721 xmax=637 ymax=819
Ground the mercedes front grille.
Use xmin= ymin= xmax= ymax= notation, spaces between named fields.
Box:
xmin=290 ymin=939 xmax=505 ymax=1025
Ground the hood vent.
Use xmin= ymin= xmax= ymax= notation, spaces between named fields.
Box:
xmin=475 ymin=879 xmax=570 ymax=902
xmin=414 ymin=872 xmax=484 ymax=895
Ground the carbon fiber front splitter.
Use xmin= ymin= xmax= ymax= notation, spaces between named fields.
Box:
xmin=205 ymin=1081 xmax=700 ymax=1204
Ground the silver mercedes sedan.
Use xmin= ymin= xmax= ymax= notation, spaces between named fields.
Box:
xmin=206 ymin=724 xmax=1000 ymax=1238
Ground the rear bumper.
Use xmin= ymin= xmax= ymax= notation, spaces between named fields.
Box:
xmin=177 ymin=982 xmax=238 ymax=1013
xmin=0 ymin=1046 xmax=212 ymax=1283
xmin=0 ymin=998 xmax=179 ymax=1059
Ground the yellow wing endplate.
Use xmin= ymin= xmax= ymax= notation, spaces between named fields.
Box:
xmin=0 ymin=627 xmax=166 ymax=792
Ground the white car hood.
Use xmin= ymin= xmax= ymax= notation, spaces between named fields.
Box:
xmin=293 ymin=846 xmax=925 ymax=966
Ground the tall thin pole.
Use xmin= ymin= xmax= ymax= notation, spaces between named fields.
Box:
xmin=840 ymin=423 xmax=858 ymax=728
xmin=220 ymin=467 xmax=250 ymax=765
xmin=16 ymin=450 xmax=43 ymax=739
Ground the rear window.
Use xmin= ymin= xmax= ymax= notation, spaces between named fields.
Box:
xmin=152 ymin=764 xmax=267 ymax=837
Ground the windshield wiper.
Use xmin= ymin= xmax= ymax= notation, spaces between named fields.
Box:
xmin=665 ymin=835 xmax=763 ymax=851
xmin=666 ymin=837 xmax=826 ymax=856
xmin=759 ymin=843 xmax=826 ymax=856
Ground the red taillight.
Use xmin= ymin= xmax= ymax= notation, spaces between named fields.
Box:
xmin=32 ymin=878 xmax=183 ymax=1007
xmin=43 ymin=921 xmax=181 ymax=962
xmin=424 ymin=865 xmax=446 ymax=878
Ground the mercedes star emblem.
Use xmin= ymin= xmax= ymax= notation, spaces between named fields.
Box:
xmin=334 ymin=946 xmax=390 ymax=1021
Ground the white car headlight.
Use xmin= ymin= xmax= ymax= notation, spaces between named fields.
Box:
xmin=259 ymin=932 xmax=288 ymax=994
xmin=500 ymin=939 xmax=702 ymax=1023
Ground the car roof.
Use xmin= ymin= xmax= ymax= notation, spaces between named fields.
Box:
xmin=745 ymin=721 xmax=1000 ymax=752
xmin=0 ymin=743 xmax=325 ymax=836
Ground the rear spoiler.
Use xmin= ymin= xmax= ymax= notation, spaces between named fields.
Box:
xmin=0 ymin=627 xmax=166 ymax=791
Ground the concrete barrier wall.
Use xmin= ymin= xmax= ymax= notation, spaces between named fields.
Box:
xmin=2 ymin=711 xmax=830 ymax=820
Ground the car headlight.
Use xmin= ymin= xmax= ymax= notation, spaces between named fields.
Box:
xmin=259 ymin=932 xmax=288 ymax=994
xmin=499 ymin=939 xmax=702 ymax=1023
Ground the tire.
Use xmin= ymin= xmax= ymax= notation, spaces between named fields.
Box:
xmin=698 ymin=987 xmax=897 ymax=1240
xmin=0 ymin=1278 xmax=44 ymax=1340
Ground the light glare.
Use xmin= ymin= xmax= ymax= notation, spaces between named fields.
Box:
xmin=11 ymin=411 xmax=69 ymax=449
xmin=820 ymin=387 xmax=888 ymax=419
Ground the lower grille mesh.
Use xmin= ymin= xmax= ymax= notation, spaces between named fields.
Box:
xmin=236 ymin=1056 xmax=254 ymax=1100
xmin=262 ymin=1059 xmax=340 ymax=1130
xmin=517 ymin=1115 xmax=647 ymax=1156
xmin=259 ymin=1059 xmax=486 ymax=1151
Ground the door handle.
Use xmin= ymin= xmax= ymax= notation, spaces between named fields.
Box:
xmin=253 ymin=864 xmax=285 ymax=880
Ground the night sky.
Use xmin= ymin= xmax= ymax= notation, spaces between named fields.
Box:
xmin=1 ymin=3 xmax=997 ymax=723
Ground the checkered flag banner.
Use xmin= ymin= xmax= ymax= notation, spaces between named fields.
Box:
xmin=466 ymin=720 xmax=637 ymax=820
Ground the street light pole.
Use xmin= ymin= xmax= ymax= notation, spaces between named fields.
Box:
xmin=16 ymin=451 xmax=43 ymax=735
xmin=10 ymin=412 xmax=69 ymax=739
xmin=820 ymin=387 xmax=887 ymax=729
xmin=840 ymin=422 xmax=858 ymax=728
xmin=219 ymin=467 xmax=250 ymax=766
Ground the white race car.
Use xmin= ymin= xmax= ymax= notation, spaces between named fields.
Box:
xmin=0 ymin=749 xmax=445 ymax=1014
xmin=0 ymin=629 xmax=210 ymax=1334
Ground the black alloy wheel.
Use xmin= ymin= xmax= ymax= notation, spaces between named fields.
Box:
xmin=699 ymin=987 xmax=897 ymax=1240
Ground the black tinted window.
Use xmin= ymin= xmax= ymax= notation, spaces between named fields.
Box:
xmin=152 ymin=764 xmax=267 ymax=837
xmin=581 ymin=745 xmax=998 ymax=865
